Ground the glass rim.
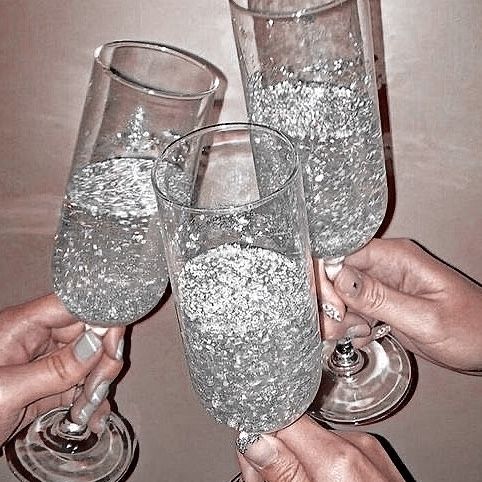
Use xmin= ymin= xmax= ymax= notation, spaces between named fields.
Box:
xmin=152 ymin=122 xmax=300 ymax=215
xmin=228 ymin=0 xmax=352 ymax=18
xmin=93 ymin=40 xmax=220 ymax=100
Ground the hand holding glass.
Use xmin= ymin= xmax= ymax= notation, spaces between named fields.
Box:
xmin=230 ymin=0 xmax=412 ymax=424
xmin=6 ymin=41 xmax=219 ymax=482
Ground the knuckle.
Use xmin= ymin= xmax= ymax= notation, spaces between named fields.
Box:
xmin=332 ymin=445 xmax=367 ymax=477
xmin=364 ymin=279 xmax=387 ymax=314
xmin=424 ymin=304 xmax=444 ymax=331
xmin=351 ymin=432 xmax=381 ymax=451
xmin=271 ymin=458 xmax=306 ymax=482
xmin=47 ymin=353 xmax=73 ymax=385
xmin=398 ymin=238 xmax=422 ymax=257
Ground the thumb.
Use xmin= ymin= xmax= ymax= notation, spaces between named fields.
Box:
xmin=334 ymin=265 xmax=429 ymax=331
xmin=238 ymin=433 xmax=310 ymax=482
xmin=2 ymin=330 xmax=103 ymax=409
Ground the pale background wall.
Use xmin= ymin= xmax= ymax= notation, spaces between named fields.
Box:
xmin=0 ymin=1 xmax=481 ymax=481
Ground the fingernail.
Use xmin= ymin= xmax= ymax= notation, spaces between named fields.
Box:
xmin=236 ymin=432 xmax=261 ymax=454
xmin=90 ymin=381 xmax=110 ymax=405
xmin=74 ymin=331 xmax=102 ymax=361
xmin=236 ymin=432 xmax=277 ymax=469
xmin=321 ymin=303 xmax=342 ymax=322
xmin=115 ymin=338 xmax=124 ymax=360
xmin=337 ymin=266 xmax=363 ymax=297
xmin=346 ymin=324 xmax=371 ymax=339
xmin=78 ymin=402 xmax=96 ymax=424
xmin=86 ymin=324 xmax=109 ymax=336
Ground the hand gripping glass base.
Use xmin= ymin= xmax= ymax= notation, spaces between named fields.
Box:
xmin=5 ymin=407 xmax=136 ymax=482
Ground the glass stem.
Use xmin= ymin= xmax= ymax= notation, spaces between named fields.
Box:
xmin=48 ymin=384 xmax=95 ymax=452
xmin=324 ymin=256 xmax=364 ymax=376
xmin=328 ymin=337 xmax=364 ymax=376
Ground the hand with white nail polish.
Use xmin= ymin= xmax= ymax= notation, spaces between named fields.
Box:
xmin=0 ymin=294 xmax=125 ymax=446
xmin=70 ymin=328 xmax=125 ymax=433
xmin=330 ymin=238 xmax=482 ymax=373
xmin=237 ymin=415 xmax=405 ymax=482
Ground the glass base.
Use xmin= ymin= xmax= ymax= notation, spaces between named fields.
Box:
xmin=309 ymin=334 xmax=412 ymax=425
xmin=6 ymin=407 xmax=137 ymax=482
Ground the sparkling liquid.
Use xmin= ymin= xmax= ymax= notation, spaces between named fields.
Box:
xmin=52 ymin=157 xmax=168 ymax=325
xmin=246 ymin=59 xmax=387 ymax=258
xmin=177 ymin=243 xmax=322 ymax=433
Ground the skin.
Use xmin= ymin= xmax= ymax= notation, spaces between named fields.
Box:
xmin=240 ymin=238 xmax=482 ymax=482
xmin=0 ymin=294 xmax=125 ymax=446
xmin=318 ymin=238 xmax=482 ymax=371
xmin=238 ymin=415 xmax=404 ymax=482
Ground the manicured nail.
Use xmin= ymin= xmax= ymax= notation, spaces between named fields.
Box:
xmin=237 ymin=432 xmax=277 ymax=469
xmin=337 ymin=266 xmax=363 ymax=297
xmin=78 ymin=402 xmax=96 ymax=425
xmin=86 ymin=324 xmax=109 ymax=336
xmin=321 ymin=303 xmax=342 ymax=322
xmin=346 ymin=324 xmax=371 ymax=339
xmin=324 ymin=262 xmax=342 ymax=281
xmin=236 ymin=432 xmax=261 ymax=454
xmin=115 ymin=338 xmax=124 ymax=360
xmin=74 ymin=331 xmax=102 ymax=361
xmin=90 ymin=381 xmax=110 ymax=405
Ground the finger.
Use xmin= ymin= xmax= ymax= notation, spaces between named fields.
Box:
xmin=0 ymin=294 xmax=84 ymax=362
xmin=69 ymin=328 xmax=124 ymax=426
xmin=334 ymin=265 xmax=435 ymax=335
xmin=87 ymin=399 xmax=111 ymax=435
xmin=337 ymin=431 xmax=405 ymax=481
xmin=102 ymin=326 xmax=126 ymax=361
xmin=279 ymin=417 xmax=402 ymax=481
xmin=1 ymin=293 xmax=78 ymax=331
xmin=237 ymin=433 xmax=311 ymax=482
xmin=70 ymin=347 xmax=123 ymax=426
xmin=313 ymin=258 xmax=346 ymax=338
xmin=276 ymin=415 xmax=340 ymax=472
xmin=0 ymin=330 xmax=103 ymax=410
xmin=343 ymin=313 xmax=378 ymax=348
xmin=342 ymin=238 xmax=410 ymax=277
xmin=326 ymin=311 xmax=372 ymax=341
xmin=237 ymin=451 xmax=264 ymax=482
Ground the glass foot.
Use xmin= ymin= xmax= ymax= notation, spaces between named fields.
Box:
xmin=6 ymin=407 xmax=137 ymax=482
xmin=309 ymin=334 xmax=412 ymax=425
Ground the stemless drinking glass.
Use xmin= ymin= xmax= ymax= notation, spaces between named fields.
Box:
xmin=6 ymin=40 xmax=220 ymax=482
xmin=230 ymin=0 xmax=412 ymax=424
xmin=152 ymin=123 xmax=322 ymax=436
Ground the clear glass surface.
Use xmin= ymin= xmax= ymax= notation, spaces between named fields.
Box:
xmin=153 ymin=123 xmax=322 ymax=434
xmin=6 ymin=409 xmax=134 ymax=482
xmin=230 ymin=0 xmax=412 ymax=424
xmin=310 ymin=335 xmax=412 ymax=424
xmin=6 ymin=41 xmax=220 ymax=482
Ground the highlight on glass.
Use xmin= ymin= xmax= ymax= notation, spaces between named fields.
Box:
xmin=6 ymin=40 xmax=220 ymax=482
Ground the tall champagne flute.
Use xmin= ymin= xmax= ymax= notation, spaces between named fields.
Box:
xmin=6 ymin=41 xmax=220 ymax=482
xmin=229 ymin=0 xmax=412 ymax=424
xmin=152 ymin=122 xmax=322 ymax=441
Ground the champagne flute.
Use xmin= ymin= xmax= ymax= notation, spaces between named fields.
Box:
xmin=6 ymin=40 xmax=220 ymax=482
xmin=152 ymin=122 xmax=322 ymax=446
xmin=229 ymin=0 xmax=412 ymax=424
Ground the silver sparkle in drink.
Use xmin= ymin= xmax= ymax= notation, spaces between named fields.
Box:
xmin=177 ymin=243 xmax=322 ymax=433
xmin=246 ymin=59 xmax=387 ymax=259
xmin=52 ymin=157 xmax=168 ymax=325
